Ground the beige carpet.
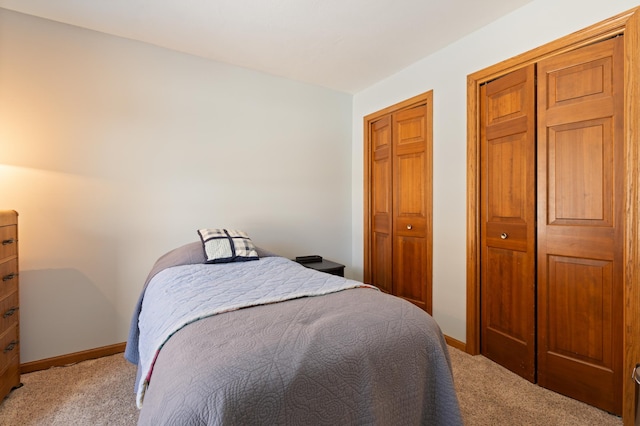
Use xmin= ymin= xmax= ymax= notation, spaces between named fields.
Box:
xmin=0 ymin=347 xmax=623 ymax=425
xmin=447 ymin=347 xmax=622 ymax=426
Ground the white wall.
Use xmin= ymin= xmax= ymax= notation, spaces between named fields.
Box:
xmin=0 ymin=9 xmax=353 ymax=362
xmin=351 ymin=0 xmax=640 ymax=343
xmin=3 ymin=0 xmax=638 ymax=363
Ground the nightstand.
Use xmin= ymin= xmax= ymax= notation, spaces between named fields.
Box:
xmin=295 ymin=258 xmax=345 ymax=277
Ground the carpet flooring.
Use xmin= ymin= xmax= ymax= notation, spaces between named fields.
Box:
xmin=0 ymin=346 xmax=623 ymax=425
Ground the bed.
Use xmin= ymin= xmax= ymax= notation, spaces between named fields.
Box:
xmin=124 ymin=231 xmax=462 ymax=425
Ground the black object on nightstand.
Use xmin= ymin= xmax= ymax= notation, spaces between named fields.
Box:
xmin=294 ymin=256 xmax=345 ymax=277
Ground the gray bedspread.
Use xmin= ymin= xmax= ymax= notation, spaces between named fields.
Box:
xmin=126 ymin=244 xmax=462 ymax=425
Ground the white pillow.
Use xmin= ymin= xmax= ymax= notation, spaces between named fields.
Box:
xmin=197 ymin=228 xmax=259 ymax=263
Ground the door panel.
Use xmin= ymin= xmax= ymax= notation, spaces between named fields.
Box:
xmin=393 ymin=105 xmax=432 ymax=313
xmin=547 ymin=119 xmax=613 ymax=226
xmin=394 ymin=236 xmax=425 ymax=303
xmin=480 ymin=64 xmax=537 ymax=382
xmin=546 ymin=256 xmax=613 ymax=365
xmin=537 ymin=36 xmax=623 ymax=415
xmin=371 ymin=116 xmax=393 ymax=294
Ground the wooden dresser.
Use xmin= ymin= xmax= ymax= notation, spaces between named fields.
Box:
xmin=0 ymin=210 xmax=19 ymax=400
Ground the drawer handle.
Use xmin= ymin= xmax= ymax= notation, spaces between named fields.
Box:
xmin=3 ymin=307 xmax=18 ymax=318
xmin=500 ymin=233 xmax=508 ymax=240
xmin=2 ymin=238 xmax=15 ymax=245
xmin=3 ymin=340 xmax=18 ymax=353
xmin=3 ymin=273 xmax=16 ymax=282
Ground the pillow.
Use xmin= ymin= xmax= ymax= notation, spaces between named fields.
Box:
xmin=197 ymin=228 xmax=259 ymax=263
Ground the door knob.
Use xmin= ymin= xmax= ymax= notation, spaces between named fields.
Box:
xmin=500 ymin=233 xmax=508 ymax=239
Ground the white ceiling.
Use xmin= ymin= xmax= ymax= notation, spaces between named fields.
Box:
xmin=0 ymin=0 xmax=533 ymax=93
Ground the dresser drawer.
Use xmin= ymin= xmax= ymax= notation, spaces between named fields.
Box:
xmin=0 ymin=323 xmax=19 ymax=371
xmin=0 ymin=212 xmax=19 ymax=401
xmin=0 ymin=225 xmax=17 ymax=260
xmin=0 ymin=259 xmax=18 ymax=300
xmin=0 ymin=353 xmax=19 ymax=398
xmin=0 ymin=290 xmax=19 ymax=333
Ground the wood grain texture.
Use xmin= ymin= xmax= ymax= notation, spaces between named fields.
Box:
xmin=371 ymin=115 xmax=393 ymax=293
xmin=20 ymin=342 xmax=127 ymax=374
xmin=0 ymin=210 xmax=19 ymax=401
xmin=480 ymin=65 xmax=536 ymax=383
xmin=466 ymin=7 xmax=640 ymax=424
xmin=536 ymin=37 xmax=623 ymax=415
xmin=622 ymin=9 xmax=640 ymax=426
xmin=393 ymin=104 xmax=432 ymax=312
xmin=364 ymin=91 xmax=433 ymax=314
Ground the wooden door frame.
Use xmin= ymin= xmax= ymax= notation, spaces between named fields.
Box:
xmin=363 ymin=90 xmax=433 ymax=306
xmin=466 ymin=7 xmax=640 ymax=424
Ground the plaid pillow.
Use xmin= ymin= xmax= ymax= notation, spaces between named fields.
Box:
xmin=197 ymin=229 xmax=259 ymax=263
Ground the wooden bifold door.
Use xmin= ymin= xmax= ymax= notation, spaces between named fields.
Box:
xmin=480 ymin=36 xmax=623 ymax=414
xmin=364 ymin=91 xmax=433 ymax=315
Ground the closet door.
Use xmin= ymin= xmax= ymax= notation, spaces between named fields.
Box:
xmin=365 ymin=91 xmax=433 ymax=314
xmin=537 ymin=37 xmax=623 ymax=415
xmin=480 ymin=65 xmax=537 ymax=382
xmin=392 ymin=105 xmax=432 ymax=313
xmin=370 ymin=116 xmax=393 ymax=294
